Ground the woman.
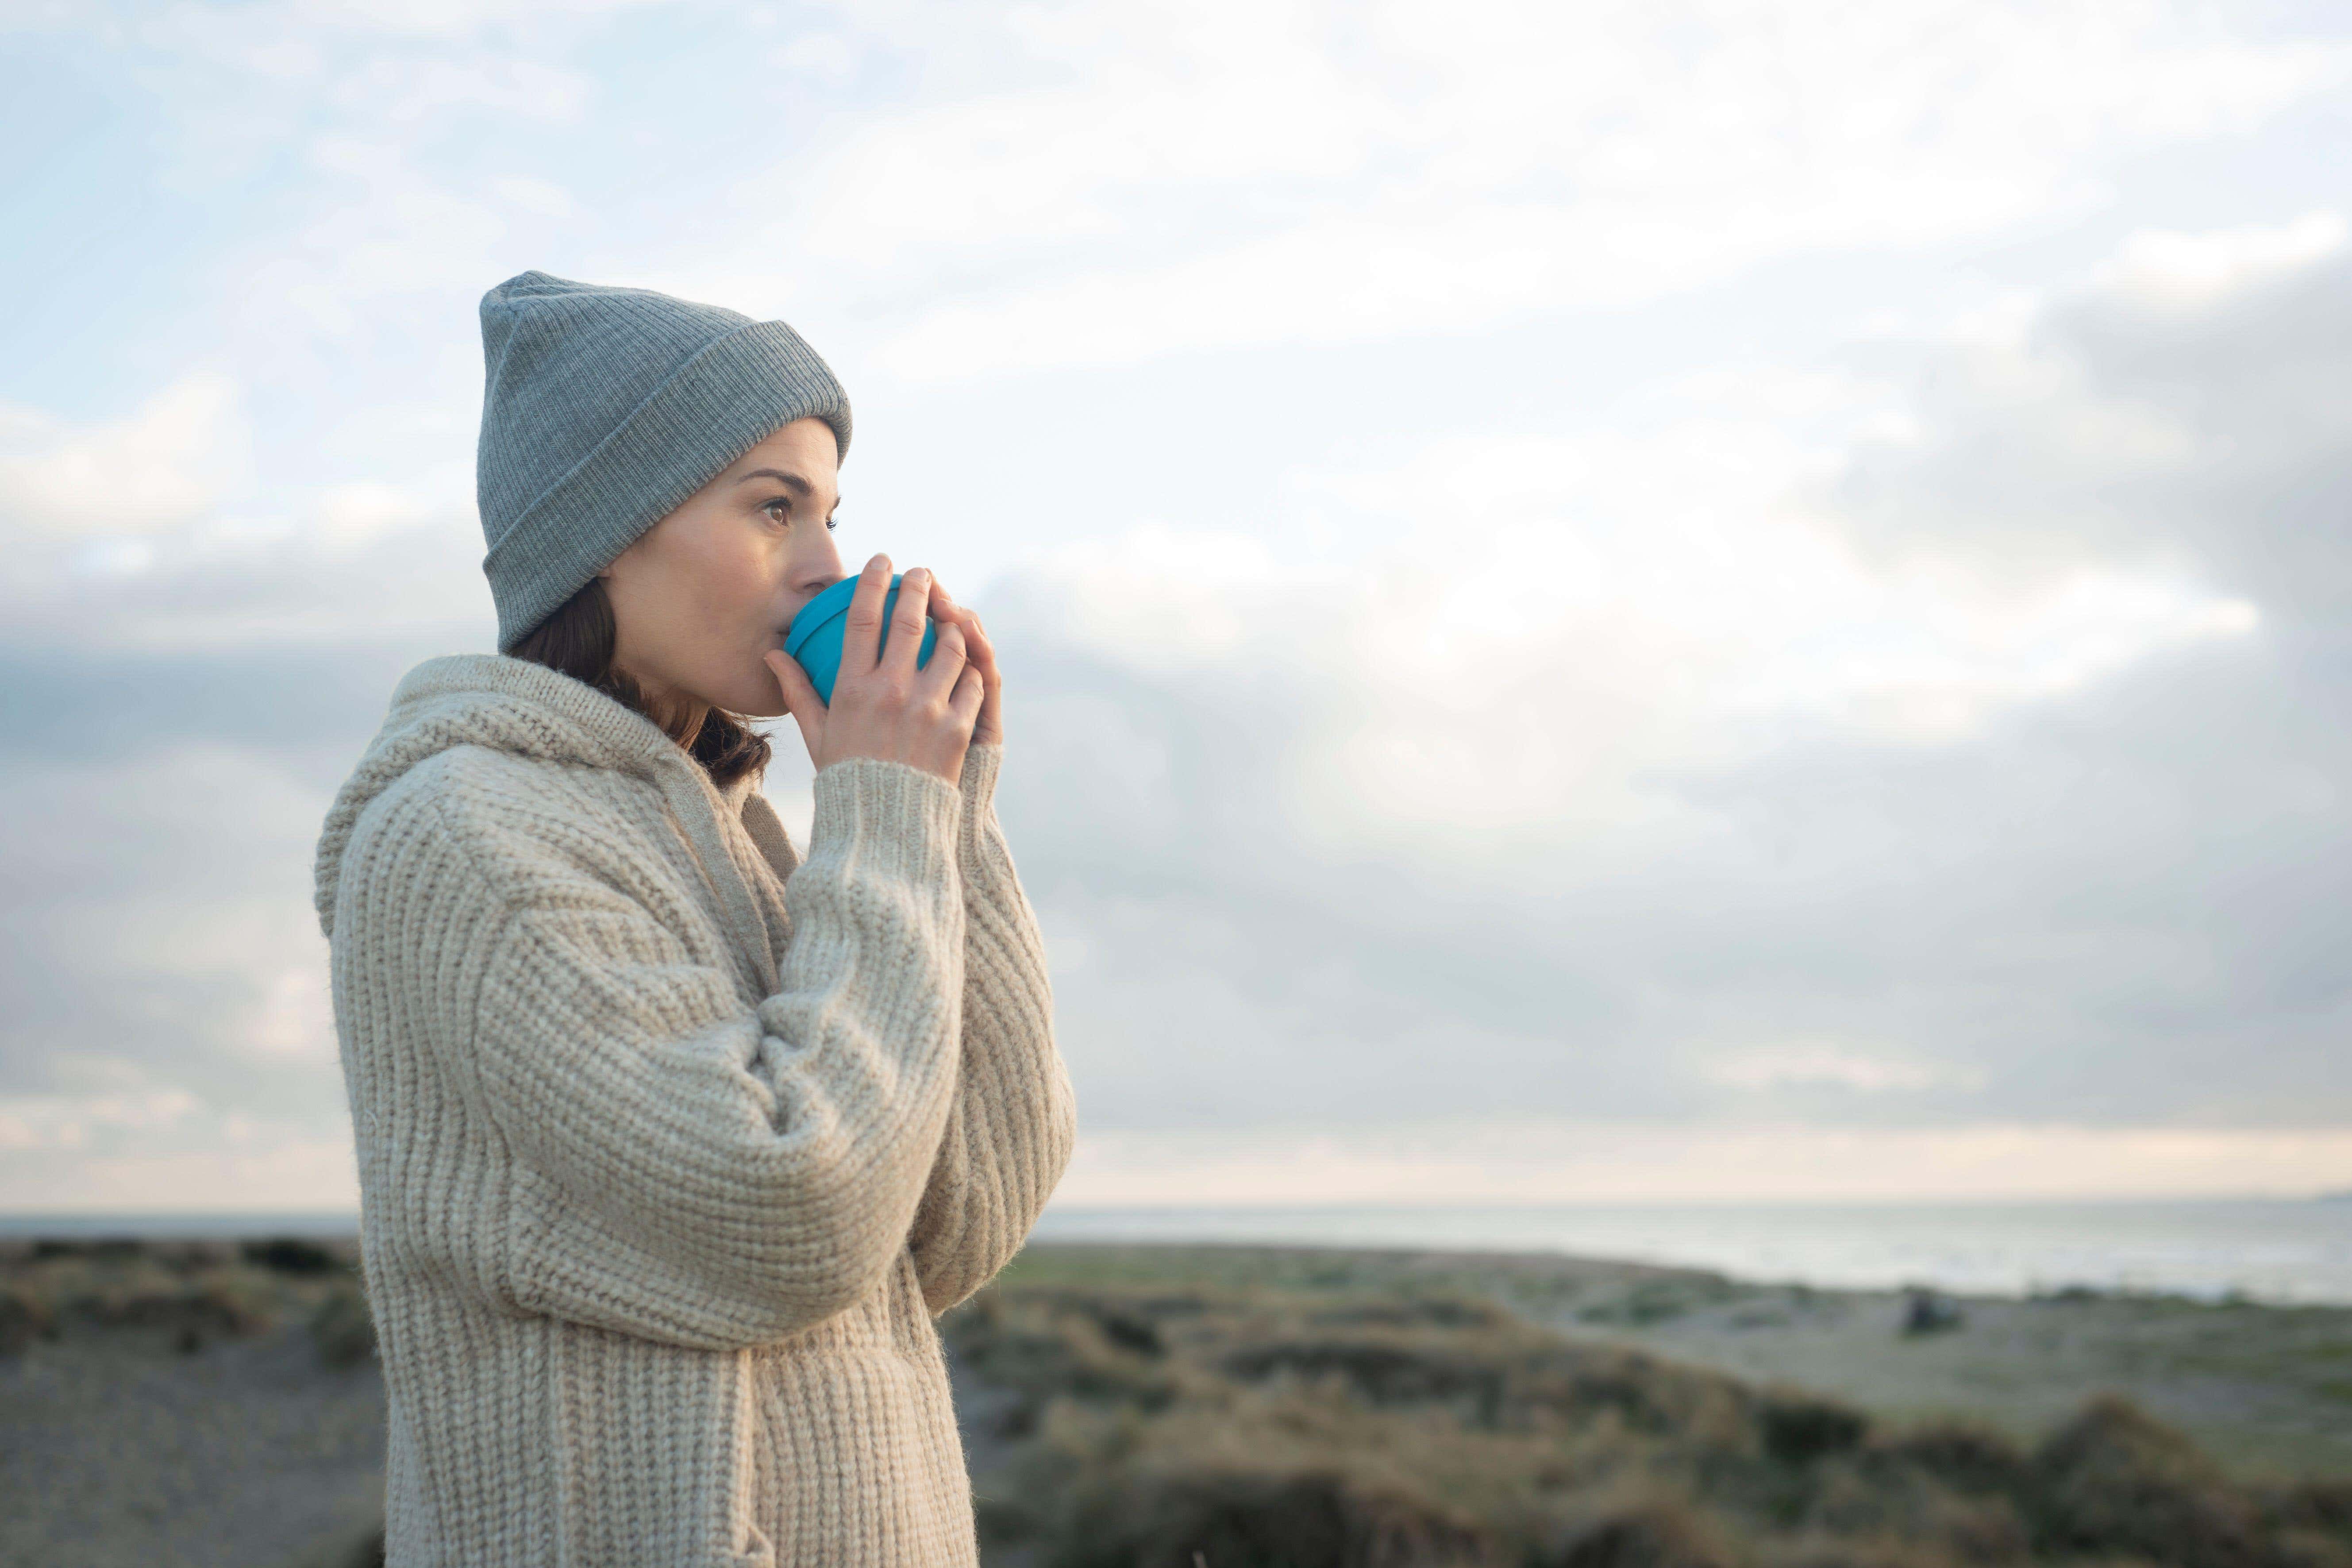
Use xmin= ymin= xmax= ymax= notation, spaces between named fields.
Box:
xmin=312 ymin=270 xmax=1077 ymax=1567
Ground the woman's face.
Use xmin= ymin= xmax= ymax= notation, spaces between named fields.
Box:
xmin=601 ymin=415 xmax=846 ymax=720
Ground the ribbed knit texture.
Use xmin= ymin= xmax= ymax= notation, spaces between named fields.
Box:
xmin=312 ymin=653 xmax=1077 ymax=1567
xmin=475 ymin=270 xmax=855 ymax=651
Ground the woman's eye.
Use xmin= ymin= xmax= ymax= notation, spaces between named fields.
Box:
xmin=762 ymin=499 xmax=790 ymax=524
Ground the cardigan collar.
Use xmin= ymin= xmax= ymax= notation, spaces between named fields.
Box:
xmin=314 ymin=653 xmax=793 ymax=996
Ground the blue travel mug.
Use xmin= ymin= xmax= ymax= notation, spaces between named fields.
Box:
xmin=782 ymin=573 xmax=939 ymax=705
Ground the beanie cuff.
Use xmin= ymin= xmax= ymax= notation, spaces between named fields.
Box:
xmin=482 ymin=318 xmax=854 ymax=651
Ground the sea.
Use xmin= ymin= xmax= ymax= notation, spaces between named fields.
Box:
xmin=1029 ymin=1200 xmax=2352 ymax=1305
xmin=7 ymin=1198 xmax=2348 ymax=1306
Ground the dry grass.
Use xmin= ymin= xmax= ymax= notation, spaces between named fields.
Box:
xmin=0 ymin=1234 xmax=374 ymax=1366
xmin=940 ymin=1275 xmax=2352 ymax=1568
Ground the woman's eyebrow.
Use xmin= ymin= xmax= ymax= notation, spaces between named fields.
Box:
xmin=735 ymin=468 xmax=811 ymax=495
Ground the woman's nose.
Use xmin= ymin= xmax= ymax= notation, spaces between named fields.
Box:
xmin=801 ymin=539 xmax=847 ymax=597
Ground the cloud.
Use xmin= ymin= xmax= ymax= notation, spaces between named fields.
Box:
xmin=0 ymin=1076 xmax=201 ymax=1154
xmin=1053 ymin=1120 xmax=2352 ymax=1207
xmin=75 ymin=0 xmax=2342 ymax=396
xmin=1703 ymin=1042 xmax=1977 ymax=1095
xmin=1825 ymin=210 xmax=2352 ymax=616
xmin=2095 ymin=210 xmax=2348 ymax=306
xmin=771 ymin=0 xmax=2352 ymax=376
xmin=0 ymin=742 xmax=344 ymax=1087
xmin=0 ymin=1106 xmax=361 ymax=1214
xmin=0 ymin=371 xmax=248 ymax=537
xmin=0 ymin=370 xmax=489 ymax=657
xmin=974 ymin=220 xmax=2352 ymax=1140
xmin=0 ymin=266 xmax=2326 ymax=1203
xmin=4 ymin=1 xmax=2350 ymax=1209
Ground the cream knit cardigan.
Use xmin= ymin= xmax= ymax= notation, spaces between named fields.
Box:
xmin=312 ymin=653 xmax=1077 ymax=1568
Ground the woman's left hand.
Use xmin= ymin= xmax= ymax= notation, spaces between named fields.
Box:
xmin=922 ymin=579 xmax=1004 ymax=747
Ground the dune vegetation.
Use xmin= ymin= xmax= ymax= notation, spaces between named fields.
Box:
xmin=0 ymin=1233 xmax=373 ymax=1366
xmin=943 ymin=1265 xmax=2352 ymax=1568
xmin=6 ymin=1234 xmax=2351 ymax=1568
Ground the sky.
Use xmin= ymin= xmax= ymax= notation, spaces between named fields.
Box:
xmin=3 ymin=0 xmax=2348 ymax=1213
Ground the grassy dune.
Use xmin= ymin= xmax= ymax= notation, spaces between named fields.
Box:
xmin=994 ymin=1241 xmax=2352 ymax=1477
xmin=951 ymin=1242 xmax=2352 ymax=1568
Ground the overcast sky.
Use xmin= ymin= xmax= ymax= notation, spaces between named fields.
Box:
xmin=4 ymin=0 xmax=2348 ymax=1213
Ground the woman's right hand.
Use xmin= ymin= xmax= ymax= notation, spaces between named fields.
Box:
xmin=766 ymin=554 xmax=985 ymax=786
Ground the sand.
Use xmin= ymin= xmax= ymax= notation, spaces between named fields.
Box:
xmin=0 ymin=1319 xmax=385 ymax=1568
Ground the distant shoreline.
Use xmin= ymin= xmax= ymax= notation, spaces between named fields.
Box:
xmin=0 ymin=1212 xmax=364 ymax=1238
xmin=8 ymin=1191 xmax=2349 ymax=1233
xmin=1038 ymin=1198 xmax=2352 ymax=1306
xmin=5 ymin=1194 xmax=2350 ymax=1307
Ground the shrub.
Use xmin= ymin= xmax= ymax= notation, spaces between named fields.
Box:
xmin=2027 ymin=1395 xmax=2273 ymax=1568
xmin=0 ymin=1284 xmax=56 ymax=1355
xmin=1537 ymin=1497 xmax=1746 ymax=1568
xmin=92 ymin=1277 xmax=273 ymax=1345
xmin=940 ymin=1287 xmax=1185 ymax=1417
xmin=312 ymin=1284 xmax=378 ymax=1368
xmin=1220 ymin=1339 xmax=1509 ymax=1427
xmin=31 ymin=1237 xmax=142 ymax=1261
xmin=2269 ymin=1480 xmax=2352 ymax=1541
xmin=1310 ymin=1295 xmax=1520 ymax=1333
xmin=1864 ymin=1424 xmax=2028 ymax=1496
xmin=1095 ymin=1304 xmax=1166 ymax=1356
xmin=1052 ymin=1466 xmax=1502 ymax=1568
xmin=1761 ymin=1537 xmax=1968 ymax=1568
xmin=1900 ymin=1293 xmax=1965 ymax=1337
xmin=1758 ymin=1392 xmax=1870 ymax=1463
xmin=242 ymin=1236 xmax=343 ymax=1275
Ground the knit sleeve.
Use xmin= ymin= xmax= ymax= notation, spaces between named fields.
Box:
xmin=905 ymin=742 xmax=1078 ymax=1316
xmin=459 ymin=755 xmax=969 ymax=1351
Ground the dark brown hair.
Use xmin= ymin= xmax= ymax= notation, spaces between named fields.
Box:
xmin=510 ymin=575 xmax=774 ymax=790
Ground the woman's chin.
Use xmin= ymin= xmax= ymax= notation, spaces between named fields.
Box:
xmin=681 ymin=654 xmax=793 ymax=719
xmin=726 ymin=671 xmax=791 ymax=720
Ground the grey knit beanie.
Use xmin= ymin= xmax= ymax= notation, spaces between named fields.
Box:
xmin=475 ymin=269 xmax=853 ymax=651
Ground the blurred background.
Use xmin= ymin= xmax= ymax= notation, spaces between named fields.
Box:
xmin=7 ymin=0 xmax=2352 ymax=1302
xmin=10 ymin=3 xmax=2352 ymax=1560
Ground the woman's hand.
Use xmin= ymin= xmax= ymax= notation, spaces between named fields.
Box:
xmin=914 ymin=569 xmax=1005 ymax=748
xmin=765 ymin=554 xmax=985 ymax=785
